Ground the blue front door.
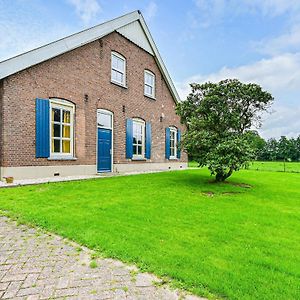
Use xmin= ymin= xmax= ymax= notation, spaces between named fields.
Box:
xmin=97 ymin=128 xmax=112 ymax=172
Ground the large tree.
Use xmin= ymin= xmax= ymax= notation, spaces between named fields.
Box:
xmin=177 ymin=79 xmax=274 ymax=181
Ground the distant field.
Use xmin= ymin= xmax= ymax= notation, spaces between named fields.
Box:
xmin=189 ymin=161 xmax=300 ymax=173
xmin=248 ymin=161 xmax=300 ymax=172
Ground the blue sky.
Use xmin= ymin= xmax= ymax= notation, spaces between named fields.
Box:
xmin=1 ymin=0 xmax=300 ymax=139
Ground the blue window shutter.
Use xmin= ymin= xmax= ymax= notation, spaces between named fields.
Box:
xmin=177 ymin=129 xmax=181 ymax=159
xmin=126 ymin=118 xmax=133 ymax=159
xmin=36 ymin=98 xmax=50 ymax=158
xmin=145 ymin=122 xmax=151 ymax=159
xmin=165 ymin=127 xmax=170 ymax=159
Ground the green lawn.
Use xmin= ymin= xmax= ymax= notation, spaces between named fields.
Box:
xmin=0 ymin=169 xmax=299 ymax=299
xmin=189 ymin=160 xmax=300 ymax=173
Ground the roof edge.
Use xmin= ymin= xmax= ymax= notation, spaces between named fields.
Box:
xmin=0 ymin=10 xmax=140 ymax=79
xmin=0 ymin=10 xmax=180 ymax=103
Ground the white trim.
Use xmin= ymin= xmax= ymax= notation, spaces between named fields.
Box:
xmin=169 ymin=127 xmax=177 ymax=160
xmin=1 ymin=165 xmax=97 ymax=181
xmin=113 ymin=162 xmax=187 ymax=173
xmin=96 ymin=109 xmax=114 ymax=173
xmin=111 ymin=51 xmax=126 ymax=87
xmin=144 ymin=70 xmax=155 ymax=98
xmin=0 ymin=11 xmax=180 ymax=103
xmin=49 ymin=99 xmax=75 ymax=159
xmin=0 ymin=162 xmax=188 ymax=181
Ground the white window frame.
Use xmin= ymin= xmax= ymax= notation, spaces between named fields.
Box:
xmin=49 ymin=99 xmax=75 ymax=159
xmin=132 ymin=118 xmax=145 ymax=160
xmin=111 ymin=51 xmax=126 ymax=87
xmin=169 ymin=127 xmax=177 ymax=159
xmin=144 ymin=70 xmax=155 ymax=98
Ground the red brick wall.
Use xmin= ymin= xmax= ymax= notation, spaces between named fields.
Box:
xmin=0 ymin=80 xmax=3 ymax=166
xmin=1 ymin=32 xmax=187 ymax=167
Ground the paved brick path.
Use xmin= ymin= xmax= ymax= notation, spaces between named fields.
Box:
xmin=0 ymin=216 xmax=203 ymax=300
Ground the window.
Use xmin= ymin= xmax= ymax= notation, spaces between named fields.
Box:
xmin=50 ymin=99 xmax=74 ymax=157
xmin=170 ymin=127 xmax=177 ymax=159
xmin=144 ymin=70 xmax=155 ymax=98
xmin=97 ymin=110 xmax=112 ymax=129
xmin=111 ymin=52 xmax=126 ymax=86
xmin=132 ymin=119 xmax=145 ymax=158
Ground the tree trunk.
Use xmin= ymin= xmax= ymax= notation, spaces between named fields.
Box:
xmin=215 ymin=168 xmax=233 ymax=182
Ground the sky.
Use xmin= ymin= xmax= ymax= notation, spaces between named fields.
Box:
xmin=0 ymin=0 xmax=299 ymax=139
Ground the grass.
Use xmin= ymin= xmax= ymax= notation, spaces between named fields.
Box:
xmin=89 ymin=260 xmax=98 ymax=269
xmin=248 ymin=161 xmax=300 ymax=173
xmin=0 ymin=169 xmax=299 ymax=299
xmin=189 ymin=160 xmax=300 ymax=173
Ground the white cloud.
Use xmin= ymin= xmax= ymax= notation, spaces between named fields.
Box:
xmin=175 ymin=52 xmax=300 ymax=139
xmin=242 ymin=0 xmax=300 ymax=17
xmin=253 ymin=24 xmax=300 ymax=56
xmin=191 ymin=0 xmax=300 ymax=28
xmin=67 ymin=0 xmax=101 ymax=24
xmin=176 ymin=53 xmax=300 ymax=98
xmin=260 ymin=105 xmax=300 ymax=139
xmin=144 ymin=1 xmax=158 ymax=22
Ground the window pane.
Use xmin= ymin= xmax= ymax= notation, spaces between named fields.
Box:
xmin=145 ymin=85 xmax=153 ymax=96
xmin=133 ymin=145 xmax=137 ymax=155
xmin=62 ymin=140 xmax=70 ymax=153
xmin=117 ymin=57 xmax=124 ymax=71
xmin=170 ymin=148 xmax=175 ymax=157
xmin=53 ymin=123 xmax=60 ymax=137
xmin=112 ymin=55 xmax=118 ymax=69
xmin=112 ymin=69 xmax=118 ymax=81
xmin=133 ymin=137 xmax=137 ymax=145
xmin=170 ymin=131 xmax=175 ymax=140
xmin=98 ymin=113 xmax=111 ymax=128
xmin=170 ymin=140 xmax=174 ymax=148
xmin=112 ymin=70 xmax=124 ymax=84
xmin=138 ymin=124 xmax=143 ymax=134
xmin=62 ymin=125 xmax=70 ymax=138
xmin=63 ymin=110 xmax=70 ymax=123
xmin=52 ymin=108 xmax=60 ymax=122
xmin=145 ymin=72 xmax=154 ymax=85
xmin=138 ymin=145 xmax=142 ymax=155
xmin=117 ymin=72 xmax=124 ymax=83
xmin=112 ymin=54 xmax=125 ymax=72
xmin=52 ymin=139 xmax=60 ymax=153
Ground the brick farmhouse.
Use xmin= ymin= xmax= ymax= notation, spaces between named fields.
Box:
xmin=0 ymin=11 xmax=187 ymax=180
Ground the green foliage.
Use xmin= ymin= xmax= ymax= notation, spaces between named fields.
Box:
xmin=177 ymin=79 xmax=273 ymax=181
xmin=242 ymin=133 xmax=300 ymax=162
xmin=0 ymin=170 xmax=299 ymax=300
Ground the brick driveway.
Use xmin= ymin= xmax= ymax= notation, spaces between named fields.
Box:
xmin=0 ymin=216 xmax=202 ymax=300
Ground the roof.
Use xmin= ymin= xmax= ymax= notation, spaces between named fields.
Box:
xmin=0 ymin=10 xmax=180 ymax=102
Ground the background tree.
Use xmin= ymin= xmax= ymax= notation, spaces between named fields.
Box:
xmin=256 ymin=136 xmax=300 ymax=162
xmin=177 ymin=79 xmax=274 ymax=181
xmin=245 ymin=130 xmax=266 ymax=160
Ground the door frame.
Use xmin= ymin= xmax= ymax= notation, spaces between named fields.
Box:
xmin=96 ymin=109 xmax=113 ymax=173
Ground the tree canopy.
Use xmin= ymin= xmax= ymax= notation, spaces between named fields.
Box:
xmin=177 ymin=79 xmax=274 ymax=181
xmin=251 ymin=135 xmax=300 ymax=161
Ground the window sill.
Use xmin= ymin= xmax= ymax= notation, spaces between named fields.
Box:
xmin=169 ymin=157 xmax=178 ymax=161
xmin=111 ymin=80 xmax=127 ymax=89
xmin=132 ymin=157 xmax=147 ymax=161
xmin=48 ymin=156 xmax=77 ymax=161
xmin=144 ymin=94 xmax=156 ymax=100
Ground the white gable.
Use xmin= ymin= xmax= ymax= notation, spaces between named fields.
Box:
xmin=117 ymin=21 xmax=154 ymax=55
